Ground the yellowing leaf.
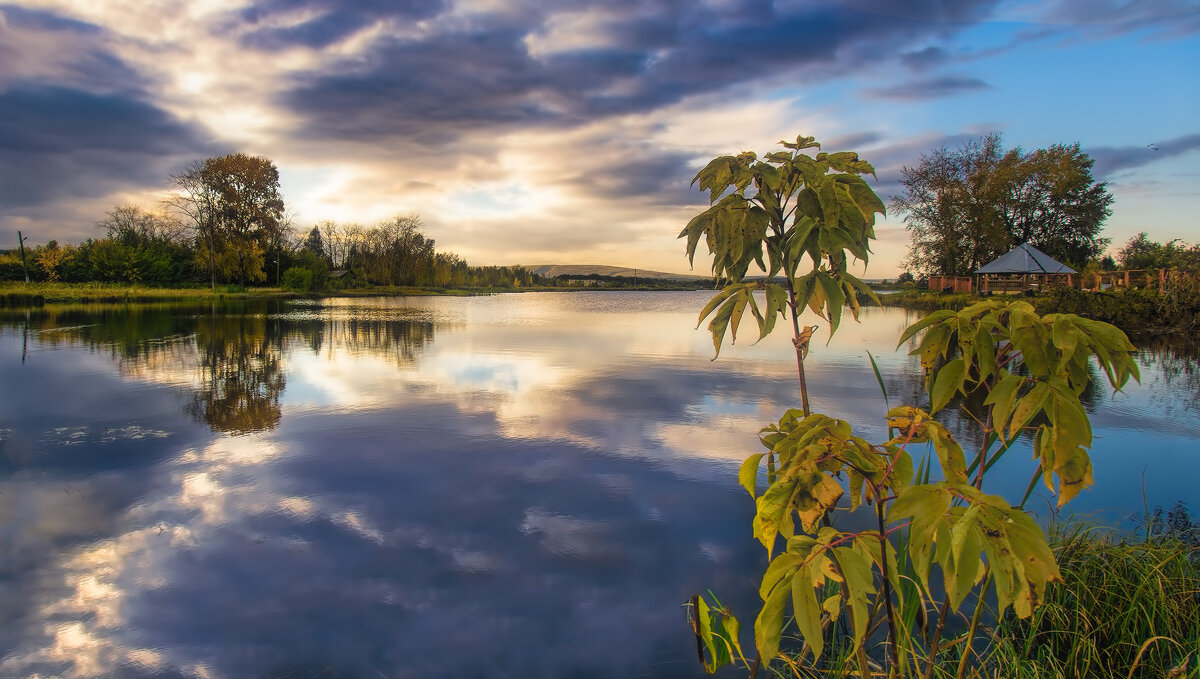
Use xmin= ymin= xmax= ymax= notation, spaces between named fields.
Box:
xmin=790 ymin=565 xmax=824 ymax=661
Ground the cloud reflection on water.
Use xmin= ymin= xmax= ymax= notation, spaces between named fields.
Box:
xmin=0 ymin=293 xmax=1196 ymax=678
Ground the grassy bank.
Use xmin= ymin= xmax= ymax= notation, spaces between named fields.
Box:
xmin=1 ymin=281 xmax=715 ymax=307
xmin=764 ymin=512 xmax=1200 ymax=679
xmin=0 ymin=281 xmax=303 ymax=306
xmin=982 ymin=517 xmax=1200 ymax=679
xmin=0 ymin=281 xmax=525 ymax=306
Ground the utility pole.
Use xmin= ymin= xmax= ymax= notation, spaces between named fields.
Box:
xmin=17 ymin=230 xmax=29 ymax=283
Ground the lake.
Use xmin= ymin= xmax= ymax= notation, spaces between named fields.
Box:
xmin=0 ymin=291 xmax=1196 ymax=678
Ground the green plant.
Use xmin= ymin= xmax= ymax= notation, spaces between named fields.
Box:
xmin=683 ymin=135 xmax=1141 ymax=678
xmin=283 ymin=266 xmax=315 ymax=292
xmin=987 ymin=521 xmax=1199 ymax=678
xmin=680 ymin=133 xmax=883 ymax=414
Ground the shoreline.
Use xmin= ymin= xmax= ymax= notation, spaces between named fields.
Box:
xmin=876 ymin=288 xmax=1200 ymax=335
xmin=0 ymin=281 xmax=712 ymax=307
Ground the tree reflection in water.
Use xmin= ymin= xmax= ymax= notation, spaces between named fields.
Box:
xmin=190 ymin=312 xmax=285 ymax=434
xmin=0 ymin=301 xmax=438 ymax=436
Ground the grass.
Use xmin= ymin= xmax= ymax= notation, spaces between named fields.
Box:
xmin=0 ymin=281 xmax=300 ymax=305
xmin=983 ymin=515 xmax=1200 ymax=679
xmin=759 ymin=511 xmax=1200 ymax=679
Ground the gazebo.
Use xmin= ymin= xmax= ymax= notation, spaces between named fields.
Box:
xmin=975 ymin=243 xmax=1076 ymax=293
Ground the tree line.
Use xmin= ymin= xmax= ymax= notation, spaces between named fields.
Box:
xmin=0 ymin=152 xmax=542 ymax=291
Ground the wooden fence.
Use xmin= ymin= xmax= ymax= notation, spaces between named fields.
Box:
xmin=928 ymin=275 xmax=973 ymax=293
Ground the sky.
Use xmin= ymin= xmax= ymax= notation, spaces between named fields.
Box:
xmin=0 ymin=0 xmax=1198 ymax=278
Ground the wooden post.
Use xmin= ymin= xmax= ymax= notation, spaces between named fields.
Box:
xmin=1123 ymin=270 xmax=1130 ymax=288
xmin=17 ymin=230 xmax=29 ymax=284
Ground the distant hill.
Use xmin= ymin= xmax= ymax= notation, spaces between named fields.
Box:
xmin=527 ymin=264 xmax=709 ymax=281
xmin=526 ymin=264 xmax=891 ymax=285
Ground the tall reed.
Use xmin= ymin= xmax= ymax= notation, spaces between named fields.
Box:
xmin=985 ymin=515 xmax=1200 ymax=679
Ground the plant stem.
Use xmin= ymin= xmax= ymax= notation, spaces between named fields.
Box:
xmin=875 ymin=497 xmax=901 ymax=673
xmin=955 ymin=573 xmax=989 ymax=679
xmin=921 ymin=594 xmax=951 ymax=679
xmin=784 ymin=279 xmax=811 ymax=416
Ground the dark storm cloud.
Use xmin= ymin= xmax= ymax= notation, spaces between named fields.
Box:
xmin=0 ymin=85 xmax=216 ymax=208
xmin=0 ymin=5 xmax=146 ymax=92
xmin=865 ymin=75 xmax=990 ymax=100
xmin=276 ymin=0 xmax=1006 ymax=145
xmin=1088 ymin=134 xmax=1200 ymax=178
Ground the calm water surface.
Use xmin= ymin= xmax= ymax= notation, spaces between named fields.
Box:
xmin=0 ymin=291 xmax=1195 ymax=678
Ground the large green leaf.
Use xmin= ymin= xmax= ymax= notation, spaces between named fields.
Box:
xmin=755 ymin=571 xmax=792 ymax=659
xmin=817 ymin=271 xmax=846 ymax=335
xmin=833 ymin=546 xmax=875 ymax=649
xmin=898 ymin=310 xmax=955 ymax=347
xmin=790 ymin=564 xmax=824 ymax=660
xmin=930 ymin=357 xmax=966 ymax=414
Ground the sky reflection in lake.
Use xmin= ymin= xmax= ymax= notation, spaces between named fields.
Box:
xmin=0 ymin=292 xmax=1195 ymax=678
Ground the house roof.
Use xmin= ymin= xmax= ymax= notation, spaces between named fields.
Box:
xmin=975 ymin=243 xmax=1076 ymax=275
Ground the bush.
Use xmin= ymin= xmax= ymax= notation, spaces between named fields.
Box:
xmin=282 ymin=267 xmax=314 ymax=292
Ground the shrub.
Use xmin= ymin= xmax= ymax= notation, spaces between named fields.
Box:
xmin=282 ymin=267 xmax=314 ymax=292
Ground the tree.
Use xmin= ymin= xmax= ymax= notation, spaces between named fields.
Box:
xmin=681 ymin=134 xmax=883 ymax=414
xmin=168 ymin=153 xmax=285 ymax=288
xmin=302 ymin=226 xmax=325 ymax=258
xmin=1118 ymin=232 xmax=1200 ymax=270
xmin=91 ymin=204 xmax=191 ymax=283
xmin=99 ymin=204 xmax=186 ymax=247
xmin=893 ymin=134 xmax=1113 ymax=276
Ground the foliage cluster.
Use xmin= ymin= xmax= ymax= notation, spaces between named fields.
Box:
xmin=1117 ymin=232 xmax=1200 ymax=271
xmin=893 ymin=134 xmax=1112 ymax=277
xmin=2 ymin=154 xmax=544 ymax=293
xmin=880 ymin=277 xmax=1200 ymax=333
xmin=1037 ymin=282 xmax=1200 ymax=332
xmin=682 ymin=135 xmax=1145 ymax=679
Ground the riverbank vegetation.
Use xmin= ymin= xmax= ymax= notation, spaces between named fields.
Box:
xmin=882 ymin=231 xmax=1200 ymax=333
xmin=984 ymin=509 xmax=1199 ymax=679
xmin=877 ymin=275 xmax=1200 ymax=333
xmin=0 ymin=152 xmax=567 ymax=295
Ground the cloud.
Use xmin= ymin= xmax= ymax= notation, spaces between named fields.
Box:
xmin=899 ymin=45 xmax=949 ymax=71
xmin=235 ymin=0 xmax=447 ymax=50
xmin=0 ymin=5 xmax=145 ymax=92
xmin=273 ymin=0 xmax=1007 ymax=146
xmin=1088 ymin=134 xmax=1200 ymax=178
xmin=1033 ymin=0 xmax=1200 ymax=38
xmin=0 ymin=85 xmax=217 ymax=209
xmin=864 ymin=75 xmax=990 ymax=100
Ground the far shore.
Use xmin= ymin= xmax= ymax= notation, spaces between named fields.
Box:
xmin=0 ymin=279 xmax=713 ymax=306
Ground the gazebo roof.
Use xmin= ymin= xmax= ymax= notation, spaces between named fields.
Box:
xmin=975 ymin=243 xmax=1075 ymax=275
